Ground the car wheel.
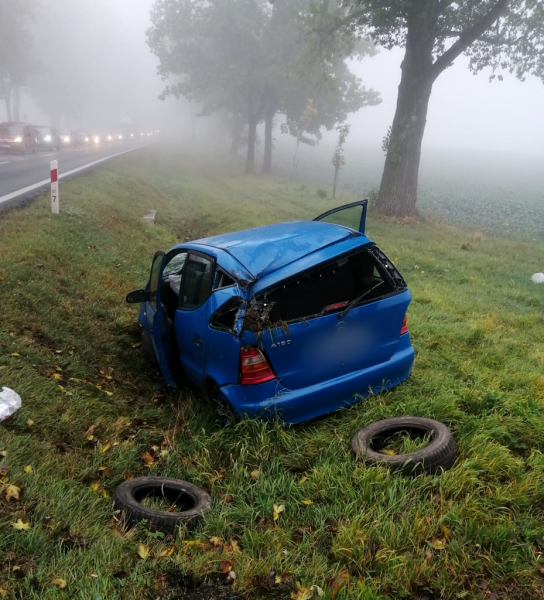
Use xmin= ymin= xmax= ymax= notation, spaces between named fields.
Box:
xmin=209 ymin=383 xmax=235 ymax=422
xmin=141 ymin=329 xmax=158 ymax=365
xmin=114 ymin=476 xmax=212 ymax=533
xmin=351 ymin=416 xmax=456 ymax=476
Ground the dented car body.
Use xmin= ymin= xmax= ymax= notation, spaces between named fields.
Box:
xmin=127 ymin=201 xmax=414 ymax=424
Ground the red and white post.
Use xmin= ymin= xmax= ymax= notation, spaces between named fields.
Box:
xmin=50 ymin=160 xmax=59 ymax=214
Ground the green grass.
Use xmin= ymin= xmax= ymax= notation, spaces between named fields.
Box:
xmin=1 ymin=145 xmax=544 ymax=599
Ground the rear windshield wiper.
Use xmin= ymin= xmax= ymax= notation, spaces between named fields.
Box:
xmin=338 ymin=281 xmax=384 ymax=319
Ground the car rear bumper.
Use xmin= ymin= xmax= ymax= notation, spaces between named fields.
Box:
xmin=220 ymin=334 xmax=415 ymax=425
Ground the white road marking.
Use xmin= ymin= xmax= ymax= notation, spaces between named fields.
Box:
xmin=0 ymin=145 xmax=148 ymax=207
xmin=0 ymin=161 xmax=10 ymax=165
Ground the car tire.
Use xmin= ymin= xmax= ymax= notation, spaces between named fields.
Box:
xmin=351 ymin=416 xmax=456 ymax=476
xmin=114 ymin=476 xmax=212 ymax=533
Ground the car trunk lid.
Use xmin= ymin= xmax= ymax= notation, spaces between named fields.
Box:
xmin=241 ymin=246 xmax=410 ymax=390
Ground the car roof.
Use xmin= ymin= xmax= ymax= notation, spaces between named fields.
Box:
xmin=184 ymin=221 xmax=369 ymax=279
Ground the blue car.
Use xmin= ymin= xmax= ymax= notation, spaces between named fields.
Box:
xmin=126 ymin=201 xmax=414 ymax=424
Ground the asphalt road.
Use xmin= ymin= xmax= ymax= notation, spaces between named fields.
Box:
xmin=0 ymin=140 xmax=149 ymax=211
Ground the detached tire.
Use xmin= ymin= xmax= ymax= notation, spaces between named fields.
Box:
xmin=351 ymin=417 xmax=455 ymax=476
xmin=114 ymin=476 xmax=212 ymax=533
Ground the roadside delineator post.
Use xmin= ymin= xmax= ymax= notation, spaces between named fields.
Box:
xmin=51 ymin=160 xmax=59 ymax=214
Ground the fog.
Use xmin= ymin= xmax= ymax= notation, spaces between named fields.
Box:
xmin=4 ymin=0 xmax=544 ymax=189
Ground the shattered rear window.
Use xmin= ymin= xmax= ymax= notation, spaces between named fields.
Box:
xmin=244 ymin=246 xmax=404 ymax=328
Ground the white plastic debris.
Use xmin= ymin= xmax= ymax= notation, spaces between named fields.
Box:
xmin=531 ymin=272 xmax=544 ymax=284
xmin=0 ymin=387 xmax=22 ymax=421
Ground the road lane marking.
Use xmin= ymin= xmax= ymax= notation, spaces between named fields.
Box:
xmin=0 ymin=161 xmax=10 ymax=165
xmin=0 ymin=145 xmax=148 ymax=208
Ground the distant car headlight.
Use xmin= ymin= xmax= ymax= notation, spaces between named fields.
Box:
xmin=108 ymin=135 xmax=112 ymax=140
xmin=93 ymin=136 xmax=99 ymax=143
xmin=63 ymin=136 xmax=71 ymax=142
xmin=118 ymin=135 xmax=122 ymax=139
xmin=44 ymin=135 xmax=52 ymax=141
xmin=85 ymin=137 xmax=89 ymax=142
xmin=14 ymin=136 xmax=22 ymax=142
xmin=130 ymin=133 xmax=134 ymax=137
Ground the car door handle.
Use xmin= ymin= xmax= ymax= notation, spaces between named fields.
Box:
xmin=193 ymin=334 xmax=203 ymax=346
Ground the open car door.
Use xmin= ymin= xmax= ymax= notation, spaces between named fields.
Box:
xmin=145 ymin=251 xmax=177 ymax=388
xmin=313 ymin=200 xmax=368 ymax=234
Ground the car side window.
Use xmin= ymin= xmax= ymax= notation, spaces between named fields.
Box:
xmin=179 ymin=253 xmax=214 ymax=310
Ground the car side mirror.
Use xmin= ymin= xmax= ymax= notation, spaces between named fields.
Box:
xmin=126 ymin=289 xmax=149 ymax=304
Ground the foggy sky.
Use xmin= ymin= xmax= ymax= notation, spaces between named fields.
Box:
xmin=11 ymin=0 xmax=544 ymax=179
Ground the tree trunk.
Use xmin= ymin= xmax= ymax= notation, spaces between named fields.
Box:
xmin=13 ymin=84 xmax=20 ymax=122
xmin=230 ymin=114 xmax=244 ymax=156
xmin=3 ymin=88 xmax=12 ymax=122
xmin=245 ymin=116 xmax=257 ymax=174
xmin=262 ymin=110 xmax=275 ymax=174
xmin=376 ymin=1 xmax=438 ymax=217
xmin=332 ymin=166 xmax=339 ymax=200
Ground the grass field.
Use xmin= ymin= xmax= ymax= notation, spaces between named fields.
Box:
xmin=1 ymin=145 xmax=544 ymax=600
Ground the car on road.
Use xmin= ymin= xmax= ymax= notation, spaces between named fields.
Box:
xmin=73 ymin=131 xmax=91 ymax=147
xmin=34 ymin=126 xmax=61 ymax=151
xmin=59 ymin=131 xmax=75 ymax=148
xmin=126 ymin=201 xmax=414 ymax=424
xmin=0 ymin=122 xmax=37 ymax=154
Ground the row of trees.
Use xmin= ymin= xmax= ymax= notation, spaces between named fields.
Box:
xmin=149 ymin=0 xmax=544 ymax=217
xmin=147 ymin=0 xmax=380 ymax=174
xmin=0 ymin=0 xmax=36 ymax=121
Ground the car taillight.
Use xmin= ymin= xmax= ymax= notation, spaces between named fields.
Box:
xmin=400 ymin=314 xmax=408 ymax=335
xmin=240 ymin=347 xmax=276 ymax=385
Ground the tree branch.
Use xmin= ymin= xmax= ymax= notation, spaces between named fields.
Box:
xmin=431 ymin=0 xmax=512 ymax=79
xmin=324 ymin=8 xmax=367 ymax=35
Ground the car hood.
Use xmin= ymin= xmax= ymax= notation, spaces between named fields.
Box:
xmin=193 ymin=221 xmax=360 ymax=278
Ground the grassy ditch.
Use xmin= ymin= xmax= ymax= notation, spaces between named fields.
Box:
xmin=1 ymin=146 xmax=544 ymax=600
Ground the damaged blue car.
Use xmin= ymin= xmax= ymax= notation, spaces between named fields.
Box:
xmin=126 ymin=201 xmax=414 ymax=424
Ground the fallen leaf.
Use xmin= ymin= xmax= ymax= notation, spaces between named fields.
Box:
xmin=6 ymin=484 xmax=21 ymax=501
xmin=10 ymin=352 xmax=20 ymax=357
xmin=220 ymin=558 xmax=235 ymax=573
xmin=301 ymin=499 xmax=312 ymax=505
xmin=331 ymin=569 xmax=350 ymax=600
xmin=250 ymin=470 xmax=261 ymax=480
xmin=0 ymin=587 xmax=7 ymax=597
xmin=440 ymin=524 xmax=452 ymax=540
xmin=137 ymin=542 xmax=150 ymax=559
xmin=312 ymin=585 xmax=325 ymax=597
xmin=90 ymin=573 xmax=98 ymax=579
xmin=98 ymin=466 xmax=112 ymax=477
xmin=11 ymin=519 xmax=31 ymax=530
xmin=26 ymin=419 xmax=34 ymax=427
xmin=98 ymin=488 xmax=110 ymax=499
xmin=51 ymin=578 xmax=67 ymax=589
xmin=379 ymin=448 xmax=396 ymax=455
xmin=142 ymin=451 xmax=155 ymax=465
xmin=0 ymin=273 xmax=4 ymax=281
xmin=291 ymin=584 xmax=313 ymax=600
xmin=100 ymin=440 xmax=112 ymax=453
xmin=428 ymin=538 xmax=446 ymax=550
xmin=224 ymin=494 xmax=233 ymax=503
xmin=24 ymin=465 xmax=33 ymax=474
xmin=0 ymin=450 xmax=6 ymax=458
xmin=210 ymin=536 xmax=223 ymax=547
xmin=159 ymin=544 xmax=176 ymax=558
xmin=273 ymin=503 xmax=285 ymax=522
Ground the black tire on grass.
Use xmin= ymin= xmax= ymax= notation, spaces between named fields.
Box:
xmin=114 ymin=476 xmax=212 ymax=533
xmin=350 ymin=416 xmax=456 ymax=476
